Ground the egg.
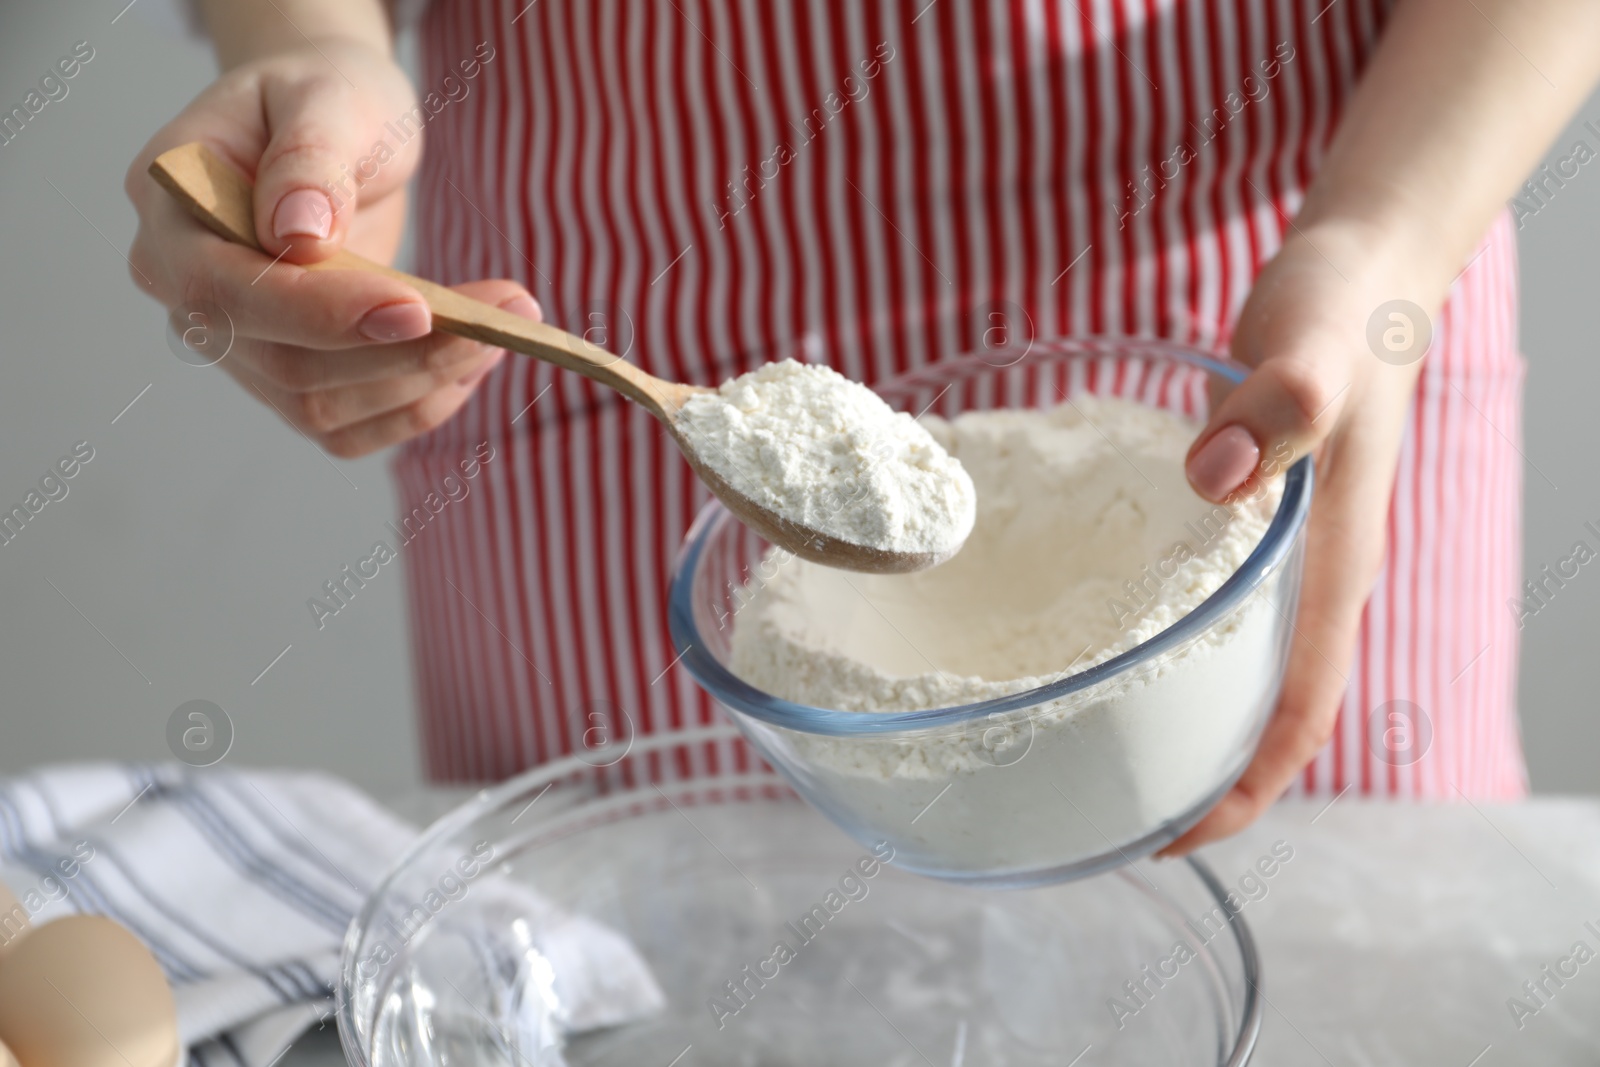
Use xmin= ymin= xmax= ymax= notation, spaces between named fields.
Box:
xmin=0 ymin=915 xmax=179 ymax=1067
xmin=0 ymin=880 xmax=27 ymax=958
xmin=0 ymin=1036 xmax=18 ymax=1067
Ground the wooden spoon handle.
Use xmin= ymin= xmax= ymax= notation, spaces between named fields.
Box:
xmin=147 ymin=142 xmax=694 ymax=418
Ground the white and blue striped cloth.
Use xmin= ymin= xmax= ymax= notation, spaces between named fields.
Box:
xmin=0 ymin=763 xmax=414 ymax=1067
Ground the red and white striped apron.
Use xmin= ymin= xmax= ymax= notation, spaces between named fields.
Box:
xmin=395 ymin=0 xmax=1528 ymax=800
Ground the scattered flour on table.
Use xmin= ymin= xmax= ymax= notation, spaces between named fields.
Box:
xmin=675 ymin=360 xmax=976 ymax=557
xmin=725 ymin=396 xmax=1288 ymax=873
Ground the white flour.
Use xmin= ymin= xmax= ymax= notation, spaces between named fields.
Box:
xmin=726 ymin=397 xmax=1289 ymax=877
xmin=676 ymin=360 xmax=976 ymax=557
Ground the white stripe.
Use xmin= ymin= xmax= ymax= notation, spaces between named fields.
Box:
xmin=504 ymin=360 xmax=555 ymax=766
xmin=1414 ymin=306 xmax=1442 ymax=798
xmin=1017 ymin=0 xmax=1059 ymax=344
xmin=952 ymin=0 xmax=989 ymax=355
xmin=436 ymin=461 xmax=487 ymax=778
xmin=987 ymin=1 xmax=1028 ymax=362
xmin=489 ymin=357 xmax=539 ymax=770
xmin=770 ymin=2 xmax=826 ymax=378
xmin=841 ymin=2 xmax=892 ymax=385
xmin=1157 ymin=1 xmax=1193 ymax=339
xmin=799 ymin=0 xmax=855 ymax=383
xmin=1122 ymin=0 xmax=1158 ymax=336
xmin=1183 ymin=6 xmax=1223 ymax=347
xmin=577 ymin=0 xmax=615 ymax=352
xmin=461 ymin=411 xmax=510 ymax=778
xmin=475 ymin=316 xmax=534 ymax=773
xmin=744 ymin=6 xmax=797 ymax=365
xmin=909 ymin=8 xmax=958 ymax=361
xmin=415 ymin=465 xmax=467 ymax=776
xmin=719 ymin=2 xmax=764 ymax=366
xmin=681 ymin=0 xmax=730 ymax=378
xmin=1440 ymin=293 xmax=1466 ymax=796
xmin=537 ymin=391 xmax=583 ymax=766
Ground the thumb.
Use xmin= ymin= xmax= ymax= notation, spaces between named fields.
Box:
xmin=1186 ymin=345 xmax=1349 ymax=503
xmin=252 ymin=77 xmax=411 ymax=263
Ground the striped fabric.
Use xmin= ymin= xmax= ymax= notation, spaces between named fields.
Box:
xmin=0 ymin=763 xmax=671 ymax=1066
xmin=0 ymin=764 xmax=413 ymax=1067
xmin=394 ymin=0 xmax=1528 ymax=799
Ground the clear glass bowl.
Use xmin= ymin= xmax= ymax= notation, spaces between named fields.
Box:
xmin=668 ymin=339 xmax=1312 ymax=886
xmin=338 ymin=729 xmax=1263 ymax=1067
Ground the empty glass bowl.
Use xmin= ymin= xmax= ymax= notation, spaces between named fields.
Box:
xmin=338 ymin=729 xmax=1262 ymax=1067
xmin=668 ymin=339 xmax=1313 ymax=886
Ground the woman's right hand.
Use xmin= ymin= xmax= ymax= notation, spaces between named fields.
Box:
xmin=125 ymin=38 xmax=539 ymax=458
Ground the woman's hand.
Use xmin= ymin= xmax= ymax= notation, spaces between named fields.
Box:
xmin=125 ymin=37 xmax=539 ymax=458
xmin=1159 ymin=0 xmax=1600 ymax=852
xmin=1161 ymin=221 xmax=1430 ymax=855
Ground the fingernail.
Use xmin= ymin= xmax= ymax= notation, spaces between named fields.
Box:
xmin=497 ymin=292 xmax=541 ymax=320
xmin=359 ymin=301 xmax=432 ymax=342
xmin=1188 ymin=425 xmax=1260 ymax=502
xmin=272 ymin=189 xmax=334 ymax=240
xmin=458 ymin=350 xmax=504 ymax=388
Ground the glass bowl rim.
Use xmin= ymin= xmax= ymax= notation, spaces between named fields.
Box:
xmin=665 ymin=337 xmax=1313 ymax=737
xmin=335 ymin=725 xmax=1263 ymax=1067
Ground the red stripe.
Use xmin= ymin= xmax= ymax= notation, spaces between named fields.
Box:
xmin=1199 ymin=2 xmax=1233 ymax=346
xmin=1409 ymin=321 xmax=1427 ymax=800
xmin=727 ymin=1 xmax=778 ymax=368
xmin=1108 ymin=0 xmax=1138 ymax=333
xmin=1076 ymin=2 xmax=1106 ymax=334
xmin=865 ymin=3 xmax=910 ymax=376
xmin=1237 ymin=3 xmax=1264 ymax=283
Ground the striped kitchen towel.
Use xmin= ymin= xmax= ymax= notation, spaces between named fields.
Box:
xmin=0 ymin=764 xmax=666 ymax=1067
xmin=0 ymin=763 xmax=409 ymax=1066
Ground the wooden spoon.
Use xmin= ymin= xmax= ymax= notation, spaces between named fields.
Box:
xmin=149 ymin=142 xmax=949 ymax=574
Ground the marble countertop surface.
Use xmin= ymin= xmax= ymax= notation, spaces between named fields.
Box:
xmin=282 ymin=795 xmax=1600 ymax=1066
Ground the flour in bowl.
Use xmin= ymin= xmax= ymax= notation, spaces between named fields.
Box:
xmin=725 ymin=395 xmax=1292 ymax=878
xmin=675 ymin=360 xmax=976 ymax=557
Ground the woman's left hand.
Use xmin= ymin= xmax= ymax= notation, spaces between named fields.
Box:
xmin=1160 ymin=220 xmax=1433 ymax=855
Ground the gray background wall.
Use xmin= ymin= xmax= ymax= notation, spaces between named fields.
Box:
xmin=0 ymin=4 xmax=1594 ymax=796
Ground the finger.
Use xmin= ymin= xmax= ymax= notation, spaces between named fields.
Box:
xmin=233 ymin=283 xmax=539 ymax=390
xmin=253 ymin=73 xmax=413 ymax=262
xmin=317 ymin=379 xmax=486 ymax=459
xmin=228 ymin=280 xmax=535 ymax=443
xmin=1160 ymin=422 xmax=1397 ymax=856
xmin=130 ymin=185 xmax=431 ymax=347
xmin=237 ymin=333 xmax=489 ymax=395
xmin=136 ymin=191 xmax=532 ymax=351
xmin=1187 ymin=328 xmax=1354 ymax=504
xmin=235 ymin=343 xmax=503 ymax=433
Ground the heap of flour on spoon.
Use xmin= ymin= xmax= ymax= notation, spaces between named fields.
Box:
xmin=674 ymin=360 xmax=976 ymax=558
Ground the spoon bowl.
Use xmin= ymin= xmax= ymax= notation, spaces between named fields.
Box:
xmin=679 ymin=450 xmax=958 ymax=574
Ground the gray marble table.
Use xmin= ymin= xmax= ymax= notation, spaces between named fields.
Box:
xmin=283 ymin=796 xmax=1600 ymax=1065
